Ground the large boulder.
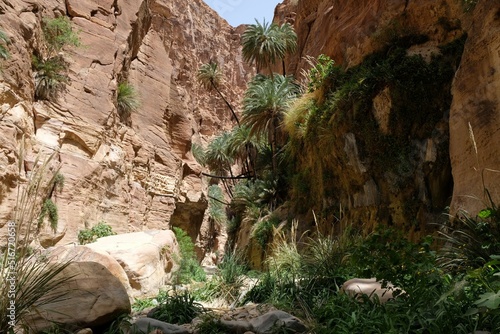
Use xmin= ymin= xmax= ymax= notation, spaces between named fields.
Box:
xmin=86 ymin=230 xmax=179 ymax=297
xmin=25 ymin=251 xmax=131 ymax=331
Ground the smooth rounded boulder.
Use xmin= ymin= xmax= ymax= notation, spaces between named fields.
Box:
xmin=86 ymin=230 xmax=179 ymax=297
xmin=25 ymin=255 xmax=131 ymax=331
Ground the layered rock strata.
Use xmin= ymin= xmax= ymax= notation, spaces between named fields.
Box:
xmin=0 ymin=0 xmax=253 ymax=258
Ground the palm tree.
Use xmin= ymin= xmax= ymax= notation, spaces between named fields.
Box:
xmin=241 ymin=19 xmax=297 ymax=77
xmin=242 ymin=74 xmax=299 ymax=173
xmin=197 ymin=62 xmax=240 ymax=126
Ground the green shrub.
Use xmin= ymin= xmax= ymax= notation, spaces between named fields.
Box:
xmin=42 ymin=16 xmax=80 ymax=54
xmin=252 ymin=213 xmax=281 ymax=248
xmin=438 ymin=203 xmax=500 ymax=271
xmin=78 ymin=221 xmax=116 ymax=245
xmin=149 ymin=290 xmax=204 ymax=325
xmin=194 ymin=250 xmax=247 ymax=303
xmin=172 ymin=227 xmax=206 ymax=284
xmin=32 ymin=16 xmax=80 ymax=101
xmin=117 ymin=82 xmax=140 ymax=116
xmin=54 ymin=173 xmax=65 ymax=192
xmin=38 ymin=198 xmax=58 ymax=232
xmin=32 ymin=55 xmax=69 ymax=100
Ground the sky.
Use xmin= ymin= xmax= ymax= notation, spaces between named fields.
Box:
xmin=203 ymin=0 xmax=283 ymax=27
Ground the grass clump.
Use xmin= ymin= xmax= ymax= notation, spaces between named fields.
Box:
xmin=131 ymin=297 xmax=156 ymax=313
xmin=195 ymin=314 xmax=230 ymax=334
xmin=77 ymin=221 xmax=116 ymax=245
xmin=173 ymin=227 xmax=206 ymax=284
xmin=32 ymin=55 xmax=70 ymax=101
xmin=0 ymin=150 xmax=74 ymax=332
xmin=117 ymin=82 xmax=140 ymax=116
xmin=195 ymin=250 xmax=248 ymax=304
xmin=149 ymin=290 xmax=204 ymax=325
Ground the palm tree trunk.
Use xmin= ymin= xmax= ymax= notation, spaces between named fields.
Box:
xmin=211 ymin=81 xmax=240 ymax=126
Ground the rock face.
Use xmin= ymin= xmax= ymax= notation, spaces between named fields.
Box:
xmin=275 ymin=0 xmax=464 ymax=73
xmin=87 ymin=230 xmax=179 ymax=297
xmin=264 ymin=0 xmax=499 ymax=237
xmin=0 ymin=0 xmax=252 ymax=258
xmin=449 ymin=1 xmax=500 ymax=215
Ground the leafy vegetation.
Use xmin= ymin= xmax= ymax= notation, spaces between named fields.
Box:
xmin=42 ymin=16 xmax=81 ymax=54
xmin=0 ymin=29 xmax=9 ymax=60
xmin=131 ymin=297 xmax=156 ymax=313
xmin=117 ymin=81 xmax=140 ymax=116
xmin=194 ymin=250 xmax=248 ymax=303
xmin=32 ymin=55 xmax=70 ymax=100
xmin=77 ymin=221 xmax=116 ymax=245
xmin=242 ymin=19 xmax=297 ymax=75
xmin=198 ymin=62 xmax=240 ymax=126
xmin=38 ymin=198 xmax=58 ymax=232
xmin=242 ymin=215 xmax=500 ymax=333
xmin=172 ymin=227 xmax=206 ymax=284
xmin=33 ymin=16 xmax=80 ymax=100
xmin=149 ymin=290 xmax=204 ymax=324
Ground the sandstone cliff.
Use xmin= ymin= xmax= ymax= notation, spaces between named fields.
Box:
xmin=0 ymin=0 xmax=253 ymax=258
xmin=263 ymin=0 xmax=499 ymax=238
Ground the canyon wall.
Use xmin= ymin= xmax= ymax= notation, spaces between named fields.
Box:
xmin=0 ymin=0 xmax=253 ymax=258
xmin=270 ymin=0 xmax=499 ymax=236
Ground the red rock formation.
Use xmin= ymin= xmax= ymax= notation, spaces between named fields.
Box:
xmin=267 ymin=0 xmax=498 ymax=236
xmin=0 ymin=0 xmax=253 ymax=258
xmin=449 ymin=1 xmax=500 ymax=215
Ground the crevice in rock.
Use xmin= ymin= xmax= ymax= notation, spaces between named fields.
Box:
xmin=170 ymin=200 xmax=208 ymax=259
xmin=120 ymin=0 xmax=153 ymax=77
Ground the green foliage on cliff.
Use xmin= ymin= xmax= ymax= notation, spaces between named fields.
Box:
xmin=283 ymin=34 xmax=467 ymax=226
xmin=117 ymin=82 xmax=140 ymax=116
xmin=0 ymin=29 xmax=9 ymax=60
xmin=77 ymin=221 xmax=116 ymax=245
xmin=33 ymin=16 xmax=80 ymax=101
xmin=42 ymin=16 xmax=81 ymax=54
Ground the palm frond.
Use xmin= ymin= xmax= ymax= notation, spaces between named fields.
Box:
xmin=197 ymin=62 xmax=223 ymax=90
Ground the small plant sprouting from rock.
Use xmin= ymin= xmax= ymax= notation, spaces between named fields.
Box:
xmin=78 ymin=221 xmax=116 ymax=245
xmin=117 ymin=82 xmax=140 ymax=116
xmin=38 ymin=198 xmax=58 ymax=233
xmin=32 ymin=55 xmax=69 ymax=101
xmin=42 ymin=16 xmax=81 ymax=54
xmin=0 ymin=29 xmax=10 ymax=60
xmin=33 ymin=16 xmax=80 ymax=101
